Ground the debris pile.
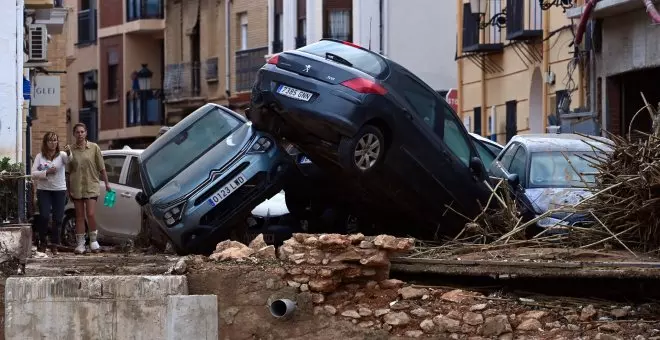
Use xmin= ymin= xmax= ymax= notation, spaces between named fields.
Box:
xmin=209 ymin=234 xmax=277 ymax=262
xmin=276 ymin=233 xmax=414 ymax=293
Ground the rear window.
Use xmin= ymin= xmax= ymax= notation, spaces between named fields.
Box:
xmin=298 ymin=40 xmax=387 ymax=78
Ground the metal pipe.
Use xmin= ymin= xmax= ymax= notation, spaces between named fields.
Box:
xmin=225 ymin=0 xmax=232 ymax=98
xmin=643 ymin=0 xmax=660 ymax=23
xmin=378 ymin=0 xmax=383 ymax=54
xmin=574 ymin=0 xmax=601 ymax=46
xmin=269 ymin=298 xmax=297 ymax=319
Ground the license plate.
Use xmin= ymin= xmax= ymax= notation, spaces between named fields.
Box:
xmin=298 ymin=155 xmax=312 ymax=164
xmin=207 ymin=173 xmax=248 ymax=207
xmin=277 ymin=85 xmax=313 ymax=101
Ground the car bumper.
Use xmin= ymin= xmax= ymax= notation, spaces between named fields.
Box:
xmin=160 ymin=147 xmax=290 ymax=252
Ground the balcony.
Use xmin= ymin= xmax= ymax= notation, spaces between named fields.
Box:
xmin=461 ymin=3 xmax=504 ymax=53
xmin=272 ymin=40 xmax=283 ymax=54
xmin=506 ymin=0 xmax=543 ymax=40
xmin=566 ymin=0 xmax=631 ymax=19
xmin=32 ymin=2 xmax=68 ymax=35
xmin=235 ymin=46 xmax=268 ymax=93
xmin=126 ymin=89 xmax=164 ymax=127
xmin=77 ymin=9 xmax=97 ymax=46
xmin=127 ymin=0 xmax=164 ymax=21
xmin=164 ymin=62 xmax=202 ymax=103
xmin=295 ymin=36 xmax=306 ymax=48
xmin=25 ymin=0 xmax=55 ymax=9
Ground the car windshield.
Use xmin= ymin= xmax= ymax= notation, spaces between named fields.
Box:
xmin=529 ymin=151 xmax=604 ymax=188
xmin=473 ymin=139 xmax=496 ymax=167
xmin=142 ymin=107 xmax=242 ymax=191
xmin=298 ymin=40 xmax=388 ymax=78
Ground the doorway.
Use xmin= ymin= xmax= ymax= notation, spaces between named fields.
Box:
xmin=529 ymin=67 xmax=543 ymax=133
xmin=620 ymin=67 xmax=660 ymax=141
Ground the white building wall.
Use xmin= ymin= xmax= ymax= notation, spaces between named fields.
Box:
xmin=352 ymin=0 xmax=381 ymax=53
xmin=385 ymin=0 xmax=457 ymax=91
xmin=0 ymin=0 xmax=24 ymax=162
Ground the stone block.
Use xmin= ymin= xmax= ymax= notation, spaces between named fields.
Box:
xmin=0 ymin=224 xmax=32 ymax=264
xmin=166 ymin=295 xmax=218 ymax=340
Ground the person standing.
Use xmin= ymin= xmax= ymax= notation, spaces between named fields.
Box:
xmin=30 ymin=132 xmax=69 ymax=254
xmin=65 ymin=123 xmax=110 ymax=254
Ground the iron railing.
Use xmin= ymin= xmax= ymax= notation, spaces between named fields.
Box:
xmin=235 ymin=46 xmax=268 ymax=92
xmin=295 ymin=36 xmax=306 ymax=48
xmin=126 ymin=0 xmax=164 ymax=21
xmin=164 ymin=62 xmax=202 ymax=100
xmin=77 ymin=9 xmax=97 ymax=45
xmin=462 ymin=2 xmax=505 ymax=52
xmin=126 ymin=89 xmax=164 ymax=127
xmin=506 ymin=0 xmax=543 ymax=40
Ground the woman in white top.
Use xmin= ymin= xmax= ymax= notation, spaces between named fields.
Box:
xmin=30 ymin=131 xmax=69 ymax=254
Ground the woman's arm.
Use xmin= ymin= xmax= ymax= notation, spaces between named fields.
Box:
xmin=95 ymin=144 xmax=110 ymax=191
xmin=30 ymin=154 xmax=47 ymax=179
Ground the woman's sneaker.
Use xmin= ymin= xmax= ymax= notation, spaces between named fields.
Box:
xmin=74 ymin=234 xmax=86 ymax=254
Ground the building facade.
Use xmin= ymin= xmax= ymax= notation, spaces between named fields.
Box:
xmin=65 ymin=0 xmax=165 ymax=150
xmin=567 ymin=0 xmax=660 ymax=139
xmin=162 ymin=0 xmax=268 ymax=123
xmin=267 ymin=0 xmax=457 ymax=91
xmin=457 ymin=0 xmax=589 ymax=145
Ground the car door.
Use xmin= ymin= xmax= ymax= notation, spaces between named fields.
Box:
xmin=112 ymin=155 xmax=144 ymax=239
xmin=504 ymin=146 xmax=536 ymax=218
xmin=96 ymin=154 xmax=128 ymax=240
xmin=490 ymin=143 xmax=520 ymax=180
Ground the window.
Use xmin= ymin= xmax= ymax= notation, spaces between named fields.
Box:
xmin=107 ymin=50 xmax=119 ymax=100
xmin=508 ymin=147 xmax=527 ymax=185
xmin=126 ymin=157 xmax=142 ymax=189
xmin=104 ymin=156 xmax=126 ymax=184
xmin=473 ymin=139 xmax=496 ymax=167
xmin=298 ymin=40 xmax=388 ymax=78
xmin=529 ymin=151 xmax=603 ymax=188
xmin=488 ymin=0 xmax=502 ymax=44
xmin=326 ymin=9 xmax=351 ymax=41
xmin=499 ymin=144 xmax=519 ymax=169
xmin=239 ymin=13 xmax=248 ymax=50
xmin=389 ymin=74 xmax=437 ymax=128
xmin=442 ymin=104 xmax=472 ymax=167
xmin=298 ymin=18 xmax=306 ymax=37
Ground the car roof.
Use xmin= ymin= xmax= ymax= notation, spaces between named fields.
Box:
xmin=102 ymin=146 xmax=144 ymax=157
xmin=508 ymin=133 xmax=613 ymax=153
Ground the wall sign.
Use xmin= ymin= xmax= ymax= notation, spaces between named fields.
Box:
xmin=31 ymin=75 xmax=61 ymax=107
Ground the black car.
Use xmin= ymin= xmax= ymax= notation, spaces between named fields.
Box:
xmin=249 ymin=39 xmax=492 ymax=237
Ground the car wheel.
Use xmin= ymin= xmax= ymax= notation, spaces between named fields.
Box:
xmin=61 ymin=212 xmax=86 ymax=247
xmin=339 ymin=125 xmax=385 ymax=175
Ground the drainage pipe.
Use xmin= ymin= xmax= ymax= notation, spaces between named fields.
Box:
xmin=269 ymin=298 xmax=297 ymax=319
xmin=643 ymin=0 xmax=660 ymax=23
xmin=225 ymin=0 xmax=232 ymax=98
xmin=574 ymin=0 xmax=600 ymax=45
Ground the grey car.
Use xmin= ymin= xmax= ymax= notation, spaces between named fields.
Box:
xmin=135 ymin=103 xmax=290 ymax=254
xmin=489 ymin=133 xmax=613 ymax=236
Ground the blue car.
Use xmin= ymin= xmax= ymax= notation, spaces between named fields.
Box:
xmin=135 ymin=103 xmax=290 ymax=254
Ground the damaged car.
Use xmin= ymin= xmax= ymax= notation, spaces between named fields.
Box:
xmin=489 ymin=133 xmax=613 ymax=237
xmin=134 ymin=103 xmax=290 ymax=254
xmin=248 ymin=38 xmax=492 ymax=237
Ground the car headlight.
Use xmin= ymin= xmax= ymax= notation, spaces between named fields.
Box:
xmin=248 ymin=136 xmax=274 ymax=153
xmin=163 ymin=202 xmax=186 ymax=227
xmin=536 ymin=217 xmax=570 ymax=229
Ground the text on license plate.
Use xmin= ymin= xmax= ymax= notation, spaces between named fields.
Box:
xmin=207 ymin=173 xmax=248 ymax=207
xmin=277 ymin=85 xmax=313 ymax=101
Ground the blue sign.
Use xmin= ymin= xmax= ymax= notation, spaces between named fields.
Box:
xmin=23 ymin=77 xmax=31 ymax=100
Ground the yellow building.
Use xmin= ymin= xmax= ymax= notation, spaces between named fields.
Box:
xmin=457 ymin=0 xmax=589 ymax=145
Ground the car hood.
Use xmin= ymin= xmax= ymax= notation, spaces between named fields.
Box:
xmin=525 ymin=187 xmax=592 ymax=219
xmin=150 ymin=123 xmax=255 ymax=206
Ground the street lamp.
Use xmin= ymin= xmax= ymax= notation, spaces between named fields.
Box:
xmin=83 ymin=75 xmax=98 ymax=105
xmin=137 ymin=64 xmax=153 ymax=90
xmin=469 ymin=0 xmax=507 ymax=30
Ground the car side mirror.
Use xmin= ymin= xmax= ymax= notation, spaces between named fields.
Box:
xmin=469 ymin=157 xmax=484 ymax=179
xmin=135 ymin=191 xmax=149 ymax=207
xmin=507 ymin=173 xmax=520 ymax=188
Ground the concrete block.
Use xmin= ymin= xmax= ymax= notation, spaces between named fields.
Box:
xmin=5 ymin=275 xmax=188 ymax=340
xmin=0 ymin=224 xmax=32 ymax=264
xmin=166 ymin=295 xmax=218 ymax=340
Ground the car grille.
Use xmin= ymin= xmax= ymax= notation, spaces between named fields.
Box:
xmin=194 ymin=162 xmax=251 ymax=206
xmin=199 ymin=172 xmax=267 ymax=226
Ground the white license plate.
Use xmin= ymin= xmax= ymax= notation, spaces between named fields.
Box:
xmin=207 ymin=173 xmax=248 ymax=207
xmin=277 ymin=85 xmax=313 ymax=101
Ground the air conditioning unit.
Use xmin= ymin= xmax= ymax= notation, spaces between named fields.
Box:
xmin=28 ymin=24 xmax=48 ymax=62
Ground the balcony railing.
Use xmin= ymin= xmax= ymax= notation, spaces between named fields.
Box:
xmin=506 ymin=0 xmax=543 ymax=40
xmin=77 ymin=9 xmax=97 ymax=45
xmin=461 ymin=3 xmax=504 ymax=53
xmin=79 ymin=108 xmax=98 ymax=142
xmin=235 ymin=46 xmax=268 ymax=92
xmin=295 ymin=36 xmax=306 ymax=48
xmin=272 ymin=40 xmax=283 ymax=53
xmin=164 ymin=62 xmax=202 ymax=101
xmin=126 ymin=89 xmax=164 ymax=127
xmin=126 ymin=0 xmax=164 ymax=21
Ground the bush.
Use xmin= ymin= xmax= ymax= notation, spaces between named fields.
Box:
xmin=0 ymin=157 xmax=26 ymax=223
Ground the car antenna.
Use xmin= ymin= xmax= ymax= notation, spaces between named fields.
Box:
xmin=368 ymin=17 xmax=372 ymax=50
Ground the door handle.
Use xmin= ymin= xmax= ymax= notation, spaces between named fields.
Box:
xmin=121 ymin=192 xmax=132 ymax=198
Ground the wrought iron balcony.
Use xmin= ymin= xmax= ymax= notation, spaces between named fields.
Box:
xmin=461 ymin=3 xmax=504 ymax=53
xmin=506 ymin=0 xmax=543 ymax=40
xmin=272 ymin=40 xmax=283 ymax=53
xmin=163 ymin=62 xmax=202 ymax=101
xmin=126 ymin=89 xmax=164 ymax=127
xmin=295 ymin=36 xmax=306 ymax=49
xmin=126 ymin=0 xmax=164 ymax=21
xmin=235 ymin=46 xmax=268 ymax=93
xmin=77 ymin=9 xmax=97 ymax=45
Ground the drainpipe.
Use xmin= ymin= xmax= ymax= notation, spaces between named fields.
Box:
xmin=643 ymin=0 xmax=660 ymax=23
xmin=378 ymin=0 xmax=383 ymax=54
xmin=225 ymin=0 xmax=232 ymax=98
xmin=574 ymin=0 xmax=600 ymax=45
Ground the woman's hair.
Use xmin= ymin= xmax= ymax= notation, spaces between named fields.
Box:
xmin=41 ymin=131 xmax=60 ymax=161
xmin=73 ymin=122 xmax=87 ymax=133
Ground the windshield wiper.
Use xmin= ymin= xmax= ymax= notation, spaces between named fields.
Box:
xmin=325 ymin=52 xmax=353 ymax=67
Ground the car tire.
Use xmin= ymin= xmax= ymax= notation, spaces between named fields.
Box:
xmin=339 ymin=125 xmax=386 ymax=175
xmin=61 ymin=212 xmax=87 ymax=247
